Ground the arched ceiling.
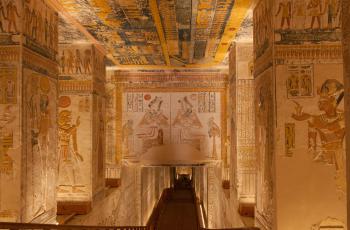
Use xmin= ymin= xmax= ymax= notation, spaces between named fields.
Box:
xmin=57 ymin=0 xmax=252 ymax=67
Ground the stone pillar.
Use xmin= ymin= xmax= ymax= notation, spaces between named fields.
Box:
xmin=342 ymin=0 xmax=350 ymax=228
xmin=0 ymin=0 xmax=59 ymax=223
xmin=253 ymin=0 xmax=275 ymax=229
xmin=229 ymin=42 xmax=256 ymax=216
xmin=57 ymin=43 xmax=106 ymax=214
xmin=105 ymin=70 xmax=122 ymax=187
xmin=228 ymin=44 xmax=238 ymax=196
xmin=254 ymin=0 xmax=347 ymax=229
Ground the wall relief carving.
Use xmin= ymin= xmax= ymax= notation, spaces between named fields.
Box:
xmin=292 ymin=79 xmax=345 ymax=194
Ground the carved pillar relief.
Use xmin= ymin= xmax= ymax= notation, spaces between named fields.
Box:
xmin=0 ymin=0 xmax=59 ymax=223
xmin=229 ymin=42 xmax=256 ymax=210
xmin=254 ymin=0 xmax=347 ymax=228
xmin=57 ymin=43 xmax=106 ymax=215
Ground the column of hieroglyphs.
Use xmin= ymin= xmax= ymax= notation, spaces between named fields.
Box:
xmin=57 ymin=43 xmax=106 ymax=214
xmin=0 ymin=0 xmax=59 ymax=223
xmin=254 ymin=0 xmax=347 ymax=229
xmin=230 ymin=42 xmax=256 ymax=216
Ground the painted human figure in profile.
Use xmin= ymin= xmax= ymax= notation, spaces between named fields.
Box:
xmin=139 ymin=96 xmax=168 ymax=127
xmin=173 ymin=96 xmax=202 ymax=129
xmin=275 ymin=0 xmax=292 ymax=30
xmin=58 ymin=110 xmax=85 ymax=193
xmin=292 ymin=79 xmax=345 ymax=193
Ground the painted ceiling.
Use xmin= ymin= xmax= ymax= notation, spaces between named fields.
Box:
xmin=58 ymin=0 xmax=252 ymax=67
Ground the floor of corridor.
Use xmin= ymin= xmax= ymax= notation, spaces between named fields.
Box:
xmin=156 ymin=179 xmax=198 ymax=230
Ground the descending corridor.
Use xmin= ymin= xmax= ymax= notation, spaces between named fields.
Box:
xmin=0 ymin=0 xmax=349 ymax=228
xmin=156 ymin=176 xmax=198 ymax=230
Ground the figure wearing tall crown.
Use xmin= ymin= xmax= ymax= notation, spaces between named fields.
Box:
xmin=292 ymin=79 xmax=345 ymax=193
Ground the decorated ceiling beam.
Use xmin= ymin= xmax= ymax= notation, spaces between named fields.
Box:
xmin=214 ymin=0 xmax=252 ymax=63
xmin=46 ymin=0 xmax=107 ymax=56
xmin=189 ymin=0 xmax=199 ymax=63
xmin=149 ymin=0 xmax=171 ymax=66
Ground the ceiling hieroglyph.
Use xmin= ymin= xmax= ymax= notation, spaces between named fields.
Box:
xmin=58 ymin=0 xmax=252 ymax=67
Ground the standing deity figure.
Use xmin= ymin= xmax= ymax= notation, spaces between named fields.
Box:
xmin=323 ymin=0 xmax=340 ymax=29
xmin=0 ymin=1 xmax=7 ymax=33
xmin=30 ymin=8 xmax=37 ymax=39
xmin=37 ymin=11 xmax=43 ymax=44
xmin=58 ymin=110 xmax=84 ymax=193
xmin=67 ymin=50 xmax=74 ymax=74
xmin=292 ymin=79 xmax=345 ymax=193
xmin=275 ymin=0 xmax=292 ymax=30
xmin=122 ymin=120 xmax=134 ymax=156
xmin=293 ymin=0 xmax=306 ymax=29
xmin=75 ymin=49 xmax=82 ymax=74
xmin=208 ymin=117 xmax=220 ymax=159
xmin=39 ymin=93 xmax=51 ymax=150
xmin=27 ymin=77 xmax=40 ymax=131
xmin=60 ymin=51 xmax=66 ymax=74
xmin=24 ymin=0 xmax=31 ymax=36
xmin=83 ymin=49 xmax=92 ymax=74
xmin=307 ymin=0 xmax=322 ymax=29
xmin=6 ymin=1 xmax=20 ymax=33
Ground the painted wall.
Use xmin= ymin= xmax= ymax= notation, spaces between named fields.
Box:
xmin=57 ymin=94 xmax=93 ymax=200
xmin=254 ymin=0 xmax=347 ymax=228
xmin=254 ymin=67 xmax=275 ymax=229
xmin=122 ymin=91 xmax=223 ymax=165
xmin=105 ymin=78 xmax=117 ymax=165
xmin=275 ymin=62 xmax=346 ymax=230
xmin=273 ymin=0 xmax=346 ymax=228
xmin=0 ymin=0 xmax=59 ymax=223
xmin=229 ymin=42 xmax=256 ymax=204
xmin=58 ymin=44 xmax=106 ymax=206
